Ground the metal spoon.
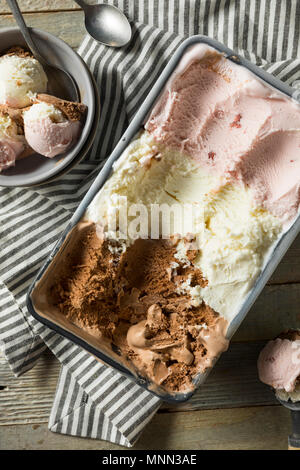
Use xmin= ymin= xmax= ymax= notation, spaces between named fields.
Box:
xmin=7 ymin=0 xmax=80 ymax=102
xmin=277 ymin=396 xmax=300 ymax=450
xmin=74 ymin=0 xmax=131 ymax=47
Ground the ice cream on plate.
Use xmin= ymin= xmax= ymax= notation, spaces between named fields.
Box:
xmin=0 ymin=47 xmax=47 ymax=108
xmin=258 ymin=330 xmax=300 ymax=403
xmin=45 ymin=44 xmax=300 ymax=393
xmin=23 ymin=94 xmax=87 ymax=158
xmin=0 ymin=47 xmax=87 ymax=172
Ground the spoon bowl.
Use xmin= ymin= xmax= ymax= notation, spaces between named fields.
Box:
xmin=45 ymin=63 xmax=79 ymax=102
xmin=277 ymin=396 xmax=300 ymax=449
xmin=277 ymin=396 xmax=300 ymax=411
xmin=76 ymin=2 xmax=132 ymax=47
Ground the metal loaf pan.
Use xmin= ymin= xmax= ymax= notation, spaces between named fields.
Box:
xmin=27 ymin=35 xmax=300 ymax=403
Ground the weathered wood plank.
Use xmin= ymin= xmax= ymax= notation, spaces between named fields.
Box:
xmin=234 ymin=283 xmax=300 ymax=342
xmin=0 ymin=349 xmax=57 ymax=425
xmin=268 ymin=234 xmax=300 ymax=284
xmin=0 ymin=406 xmax=291 ymax=450
xmin=0 ymin=1 xmax=87 ymax=13
xmin=0 ymin=340 xmax=277 ymax=425
xmin=0 ymin=11 xmax=85 ymax=50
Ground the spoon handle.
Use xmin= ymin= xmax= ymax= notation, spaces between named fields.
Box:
xmin=72 ymin=0 xmax=89 ymax=10
xmin=289 ymin=410 xmax=300 ymax=450
xmin=6 ymin=0 xmax=46 ymax=64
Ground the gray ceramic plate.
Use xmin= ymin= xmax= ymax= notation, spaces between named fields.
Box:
xmin=0 ymin=27 xmax=96 ymax=187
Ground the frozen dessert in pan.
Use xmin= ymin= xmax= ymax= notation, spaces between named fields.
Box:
xmin=258 ymin=330 xmax=300 ymax=403
xmin=0 ymin=47 xmax=87 ymax=172
xmin=23 ymin=94 xmax=87 ymax=158
xmin=48 ymin=44 xmax=300 ymax=393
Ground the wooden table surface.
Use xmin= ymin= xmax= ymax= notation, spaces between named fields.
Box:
xmin=0 ymin=1 xmax=299 ymax=451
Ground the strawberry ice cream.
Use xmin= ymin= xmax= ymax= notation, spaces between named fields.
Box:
xmin=258 ymin=331 xmax=300 ymax=395
xmin=23 ymin=95 xmax=86 ymax=158
xmin=145 ymin=44 xmax=300 ymax=225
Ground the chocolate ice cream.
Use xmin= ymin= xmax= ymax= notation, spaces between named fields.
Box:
xmin=50 ymin=223 xmax=229 ymax=392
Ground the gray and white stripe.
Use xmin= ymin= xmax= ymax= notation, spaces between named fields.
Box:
xmin=1 ymin=0 xmax=299 ymax=447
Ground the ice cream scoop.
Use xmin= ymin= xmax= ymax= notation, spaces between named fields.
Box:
xmin=258 ymin=330 xmax=300 ymax=450
xmin=23 ymin=95 xmax=87 ymax=158
xmin=0 ymin=49 xmax=47 ymax=108
xmin=257 ymin=334 xmax=300 ymax=393
xmin=0 ymin=109 xmax=27 ymax=171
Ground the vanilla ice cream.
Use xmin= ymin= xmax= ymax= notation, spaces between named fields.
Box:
xmin=23 ymin=101 xmax=82 ymax=158
xmin=0 ymin=111 xmax=25 ymax=171
xmin=174 ymin=186 xmax=281 ymax=320
xmin=50 ymin=44 xmax=300 ymax=392
xmin=0 ymin=53 xmax=47 ymax=108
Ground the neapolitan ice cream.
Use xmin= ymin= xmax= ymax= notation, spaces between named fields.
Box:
xmin=0 ymin=48 xmax=47 ymax=108
xmin=40 ymin=44 xmax=300 ymax=393
xmin=258 ymin=330 xmax=300 ymax=402
xmin=23 ymin=95 xmax=86 ymax=158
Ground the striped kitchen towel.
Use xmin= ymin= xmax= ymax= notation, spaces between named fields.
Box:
xmin=1 ymin=0 xmax=300 ymax=447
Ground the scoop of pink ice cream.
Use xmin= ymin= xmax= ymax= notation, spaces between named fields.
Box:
xmin=23 ymin=102 xmax=81 ymax=158
xmin=24 ymin=118 xmax=80 ymax=158
xmin=257 ymin=337 xmax=300 ymax=393
xmin=0 ymin=138 xmax=24 ymax=171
